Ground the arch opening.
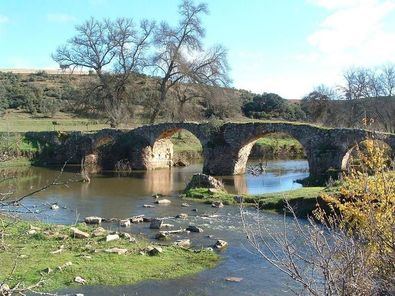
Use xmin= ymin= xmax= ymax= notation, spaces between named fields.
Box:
xmin=341 ymin=139 xmax=394 ymax=173
xmin=230 ymin=132 xmax=309 ymax=194
xmin=149 ymin=128 xmax=203 ymax=169
xmin=235 ymin=132 xmax=308 ymax=175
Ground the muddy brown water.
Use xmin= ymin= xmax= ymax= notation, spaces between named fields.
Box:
xmin=2 ymin=160 xmax=309 ymax=296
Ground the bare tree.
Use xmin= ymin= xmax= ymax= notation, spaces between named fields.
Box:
xmin=379 ymin=63 xmax=395 ymax=97
xmin=241 ymin=204 xmax=378 ymax=296
xmin=52 ymin=17 xmax=154 ymax=127
xmin=149 ymin=0 xmax=229 ymax=123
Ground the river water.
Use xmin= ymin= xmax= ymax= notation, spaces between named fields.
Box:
xmin=2 ymin=160 xmax=309 ymax=295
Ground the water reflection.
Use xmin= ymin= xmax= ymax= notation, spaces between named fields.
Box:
xmin=0 ymin=159 xmax=310 ymax=295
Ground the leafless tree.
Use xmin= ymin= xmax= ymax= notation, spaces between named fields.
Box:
xmin=379 ymin=64 xmax=395 ymax=97
xmin=52 ymin=17 xmax=154 ymax=127
xmin=240 ymin=203 xmax=387 ymax=296
xmin=149 ymin=0 xmax=230 ymax=123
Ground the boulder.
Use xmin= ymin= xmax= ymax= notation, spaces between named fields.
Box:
xmin=92 ymin=227 xmax=107 ymax=237
xmin=155 ymin=232 xmax=169 ymax=241
xmin=105 ymin=234 xmax=120 ymax=242
xmin=184 ymin=173 xmax=225 ymax=192
xmin=119 ymin=232 xmax=132 ymax=240
xmin=130 ymin=215 xmax=144 ymax=223
xmin=70 ymin=227 xmax=90 ymax=239
xmin=214 ymin=239 xmax=228 ymax=250
xmin=84 ymin=216 xmax=102 ymax=224
xmin=174 ymin=239 xmax=191 ymax=248
xmin=105 ymin=248 xmax=128 ymax=255
xmin=181 ymin=203 xmax=191 ymax=207
xmin=119 ymin=219 xmax=131 ymax=227
xmin=143 ymin=217 xmax=152 ymax=222
xmin=225 ymin=277 xmax=243 ymax=282
xmin=147 ymin=246 xmax=163 ymax=256
xmin=212 ymin=201 xmax=224 ymax=208
xmin=74 ymin=276 xmax=87 ymax=284
xmin=175 ymin=213 xmax=188 ymax=219
xmin=155 ymin=199 xmax=172 ymax=205
xmin=150 ymin=218 xmax=163 ymax=229
xmin=186 ymin=225 xmax=203 ymax=233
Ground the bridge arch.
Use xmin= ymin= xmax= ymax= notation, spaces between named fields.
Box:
xmin=219 ymin=123 xmax=314 ymax=175
xmin=341 ymin=138 xmax=394 ymax=172
xmin=130 ymin=123 xmax=208 ymax=170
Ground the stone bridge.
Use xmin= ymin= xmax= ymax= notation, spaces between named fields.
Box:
xmin=27 ymin=121 xmax=395 ymax=184
xmin=79 ymin=121 xmax=394 ymax=184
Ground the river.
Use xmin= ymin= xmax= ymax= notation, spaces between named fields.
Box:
xmin=2 ymin=159 xmax=309 ymax=295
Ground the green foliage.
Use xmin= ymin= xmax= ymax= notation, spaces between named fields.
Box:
xmin=242 ymin=93 xmax=306 ymax=121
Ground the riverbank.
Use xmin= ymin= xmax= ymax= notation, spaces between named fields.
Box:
xmin=0 ymin=218 xmax=218 ymax=293
xmin=182 ymin=186 xmax=327 ymax=217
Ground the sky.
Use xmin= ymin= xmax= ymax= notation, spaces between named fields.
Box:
xmin=0 ymin=0 xmax=395 ymax=99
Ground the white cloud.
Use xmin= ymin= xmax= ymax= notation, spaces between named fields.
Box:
xmin=0 ymin=15 xmax=9 ymax=24
xmin=307 ymin=0 xmax=395 ymax=66
xmin=47 ymin=13 xmax=76 ymax=23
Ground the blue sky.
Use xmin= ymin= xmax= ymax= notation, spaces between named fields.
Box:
xmin=1 ymin=0 xmax=395 ymax=99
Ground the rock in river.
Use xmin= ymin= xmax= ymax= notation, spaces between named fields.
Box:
xmin=174 ymin=239 xmax=191 ymax=248
xmin=155 ymin=199 xmax=172 ymax=205
xmin=119 ymin=219 xmax=131 ymax=227
xmin=84 ymin=216 xmax=102 ymax=224
xmin=214 ymin=239 xmax=228 ymax=250
xmin=150 ymin=218 xmax=163 ymax=229
xmin=212 ymin=201 xmax=224 ymax=208
xmin=184 ymin=173 xmax=225 ymax=192
xmin=175 ymin=213 xmax=188 ymax=219
xmin=186 ymin=225 xmax=203 ymax=233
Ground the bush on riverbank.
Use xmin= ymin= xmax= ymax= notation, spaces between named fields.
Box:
xmin=0 ymin=219 xmax=218 ymax=293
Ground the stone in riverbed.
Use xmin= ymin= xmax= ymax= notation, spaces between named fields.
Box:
xmin=84 ymin=216 xmax=102 ymax=224
xmin=155 ymin=199 xmax=172 ymax=205
xmin=105 ymin=234 xmax=120 ymax=242
xmin=155 ymin=232 xmax=170 ymax=241
xmin=143 ymin=204 xmax=155 ymax=208
xmin=174 ymin=239 xmax=191 ymax=248
xmin=119 ymin=219 xmax=131 ymax=227
xmin=212 ymin=201 xmax=224 ymax=208
xmin=214 ymin=239 xmax=228 ymax=250
xmin=175 ymin=213 xmax=188 ymax=219
xmin=186 ymin=225 xmax=203 ymax=233
xmin=150 ymin=218 xmax=163 ymax=229
xmin=152 ymin=193 xmax=164 ymax=199
xmin=184 ymin=173 xmax=225 ymax=192
xmin=143 ymin=217 xmax=152 ymax=222
xmin=181 ymin=202 xmax=191 ymax=207
xmin=225 ymin=277 xmax=243 ymax=282
xmin=50 ymin=204 xmax=60 ymax=210
xmin=130 ymin=215 xmax=144 ymax=223
xmin=70 ymin=227 xmax=90 ymax=239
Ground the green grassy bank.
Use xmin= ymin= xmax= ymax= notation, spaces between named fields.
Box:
xmin=183 ymin=186 xmax=327 ymax=217
xmin=0 ymin=219 xmax=218 ymax=292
